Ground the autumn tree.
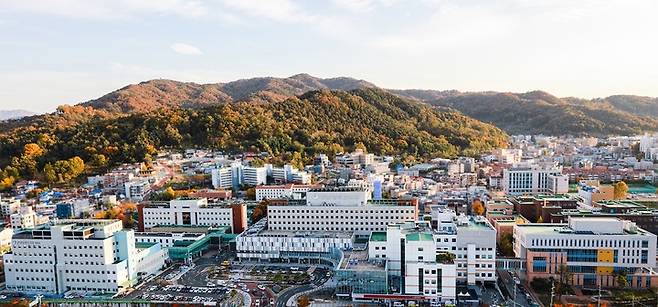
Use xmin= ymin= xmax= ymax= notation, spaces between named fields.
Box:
xmin=245 ymin=187 xmax=256 ymax=200
xmin=297 ymin=296 xmax=310 ymax=307
xmin=471 ymin=199 xmax=485 ymax=215
xmin=498 ymin=233 xmax=515 ymax=256
xmin=23 ymin=143 xmax=44 ymax=158
xmin=162 ymin=187 xmax=176 ymax=201
xmin=613 ymin=181 xmax=629 ymax=199
xmin=252 ymin=200 xmax=269 ymax=223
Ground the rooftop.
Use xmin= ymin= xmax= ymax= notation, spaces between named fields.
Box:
xmin=339 ymin=250 xmax=384 ymax=271
xmin=369 ymin=232 xmax=387 ymax=242
xmin=406 ymin=232 xmax=433 ymax=242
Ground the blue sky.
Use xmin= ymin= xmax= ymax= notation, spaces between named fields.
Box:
xmin=1 ymin=0 xmax=657 ymax=112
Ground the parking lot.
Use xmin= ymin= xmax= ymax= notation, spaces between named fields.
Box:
xmin=122 ymin=249 xmax=332 ymax=307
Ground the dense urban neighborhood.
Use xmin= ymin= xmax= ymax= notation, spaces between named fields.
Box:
xmin=1 ymin=134 xmax=658 ymax=306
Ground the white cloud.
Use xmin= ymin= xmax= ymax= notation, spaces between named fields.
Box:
xmin=170 ymin=43 xmax=203 ymax=55
xmin=0 ymin=0 xmax=207 ymax=19
xmin=220 ymin=0 xmax=314 ymax=23
xmin=331 ymin=0 xmax=397 ymax=12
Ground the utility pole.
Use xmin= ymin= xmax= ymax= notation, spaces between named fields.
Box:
xmin=597 ymin=282 xmax=601 ymax=307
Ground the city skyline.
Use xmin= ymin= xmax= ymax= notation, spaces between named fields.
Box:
xmin=1 ymin=0 xmax=658 ymax=112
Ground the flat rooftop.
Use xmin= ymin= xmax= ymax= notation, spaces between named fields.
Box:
xmin=135 ymin=232 xmax=205 ymax=239
xmin=339 ymin=250 xmax=384 ymax=271
xmin=406 ymin=232 xmax=433 ymax=242
xmin=369 ymin=232 xmax=387 ymax=242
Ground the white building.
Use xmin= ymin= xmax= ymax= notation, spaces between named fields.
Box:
xmin=336 ymin=149 xmax=375 ymax=166
xmin=243 ymin=166 xmax=267 ymax=186
xmin=254 ymin=184 xmax=318 ymax=201
xmin=3 ymin=219 xmax=167 ymax=294
xmin=124 ymin=179 xmax=151 ymax=201
xmin=236 ymin=219 xmax=352 ymax=260
xmin=430 ymin=208 xmax=497 ymax=285
xmin=502 ymin=162 xmax=568 ymax=195
xmin=238 ymin=187 xmax=417 ymax=261
xmin=385 ymin=222 xmax=457 ymax=303
xmin=211 ymin=167 xmax=233 ymax=189
xmin=267 ymin=202 xmax=417 ymax=234
xmin=514 ymin=217 xmax=657 ymax=288
xmin=138 ymin=198 xmax=247 ymax=234
xmin=0 ymin=197 xmax=21 ymax=217
xmin=10 ymin=206 xmax=49 ymax=229
xmin=306 ymin=187 xmax=371 ymax=206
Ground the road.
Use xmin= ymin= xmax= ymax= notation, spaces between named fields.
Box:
xmin=275 ymin=284 xmax=314 ymax=307
xmin=498 ymin=269 xmax=536 ymax=307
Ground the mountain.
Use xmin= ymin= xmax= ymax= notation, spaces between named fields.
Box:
xmin=0 ymin=88 xmax=507 ymax=188
xmin=82 ymin=74 xmax=376 ymax=113
xmin=397 ymin=90 xmax=658 ymax=136
xmin=0 ymin=109 xmax=36 ymax=121
xmin=592 ymin=95 xmax=658 ymax=117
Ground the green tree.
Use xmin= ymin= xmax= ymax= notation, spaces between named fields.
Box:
xmin=43 ymin=163 xmax=57 ymax=184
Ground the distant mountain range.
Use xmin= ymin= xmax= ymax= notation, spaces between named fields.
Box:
xmin=75 ymin=74 xmax=658 ymax=136
xmin=2 ymin=73 xmax=658 ymax=183
xmin=82 ymin=73 xmax=376 ymax=113
xmin=0 ymin=109 xmax=35 ymax=121
xmin=409 ymin=91 xmax=658 ymax=136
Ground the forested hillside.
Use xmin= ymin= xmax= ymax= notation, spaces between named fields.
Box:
xmin=0 ymin=88 xmax=507 ymax=190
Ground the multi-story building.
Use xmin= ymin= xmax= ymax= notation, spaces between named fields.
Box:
xmin=0 ymin=197 xmax=21 ymax=217
xmin=124 ymin=179 xmax=151 ymax=201
xmin=431 ymin=208 xmax=497 ymax=285
xmin=242 ymin=166 xmax=267 ymax=186
xmin=514 ymin=217 xmax=657 ymax=288
xmin=211 ymin=167 xmax=233 ymax=190
xmin=336 ymin=149 xmax=374 ymax=166
xmin=383 ymin=221 xmax=457 ymax=303
xmin=511 ymin=194 xmax=578 ymax=223
xmin=10 ymin=207 xmax=49 ymax=229
xmin=336 ymin=213 xmax=495 ymax=304
xmin=137 ymin=198 xmax=247 ymax=233
xmin=502 ymin=162 xmax=568 ymax=195
xmin=254 ymin=184 xmax=319 ymax=202
xmin=549 ymin=200 xmax=658 ymax=235
xmin=3 ymin=219 xmax=167 ymax=294
xmin=267 ymin=201 xmax=417 ymax=234
xmin=306 ymin=187 xmax=371 ymax=206
xmin=56 ymin=199 xmax=92 ymax=219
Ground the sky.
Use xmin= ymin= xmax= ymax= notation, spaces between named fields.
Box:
xmin=1 ymin=0 xmax=657 ymax=113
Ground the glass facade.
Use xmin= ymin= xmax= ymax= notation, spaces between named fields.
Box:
xmin=532 ymin=257 xmax=547 ymax=272
xmin=567 ymin=249 xmax=597 ymax=262
xmin=336 ymin=268 xmax=388 ymax=295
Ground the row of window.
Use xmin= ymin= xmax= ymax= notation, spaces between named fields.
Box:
xmin=531 ymin=238 xmax=649 ymax=249
xmin=270 ymin=209 xmax=414 ymax=214
xmin=271 ymin=220 xmax=404 ymax=225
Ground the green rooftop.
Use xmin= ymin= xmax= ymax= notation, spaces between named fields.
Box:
xmin=370 ymin=232 xmax=387 ymax=242
xmin=135 ymin=242 xmax=157 ymax=249
xmin=406 ymin=232 xmax=433 ymax=242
